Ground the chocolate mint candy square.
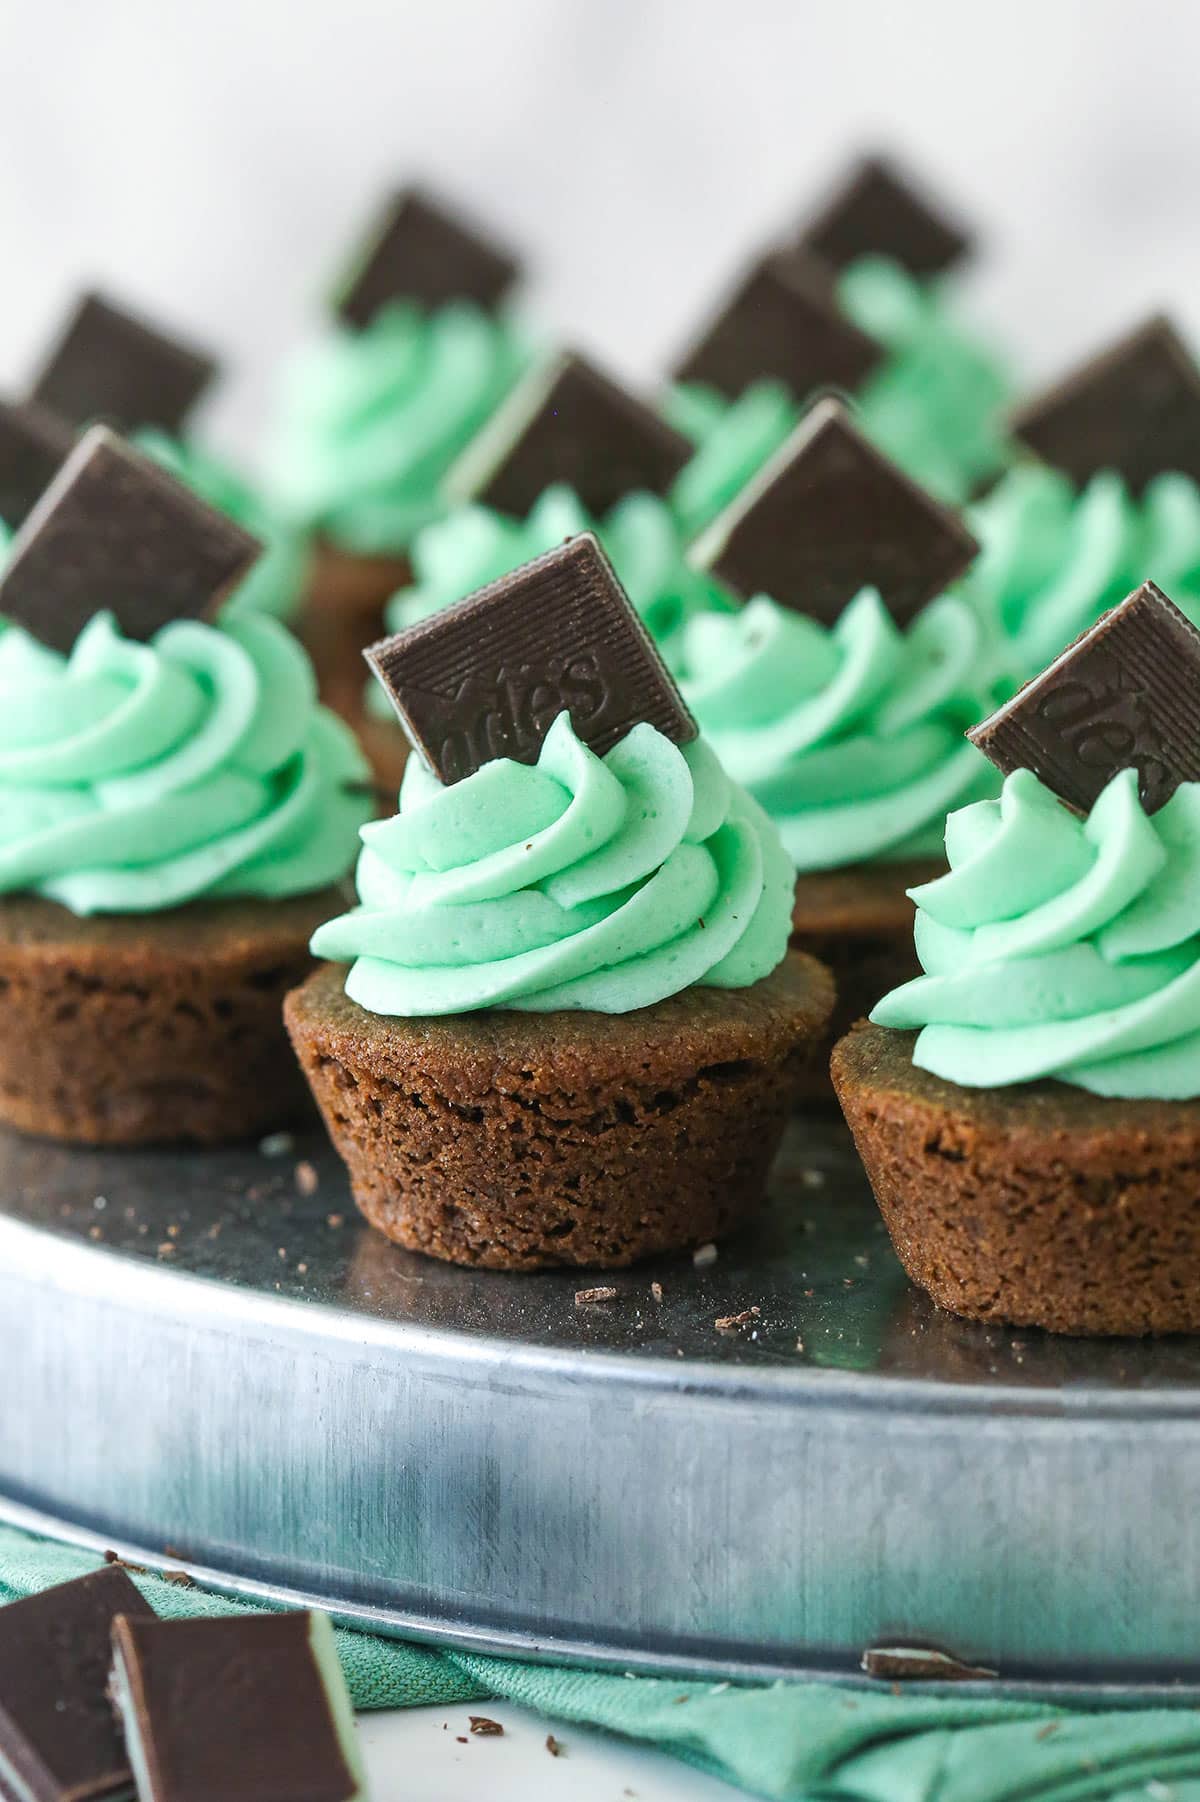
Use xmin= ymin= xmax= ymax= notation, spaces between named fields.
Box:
xmin=30 ymin=293 xmax=216 ymax=435
xmin=1010 ymin=315 xmax=1200 ymax=494
xmin=365 ymin=531 xmax=696 ymax=784
xmin=0 ymin=398 xmax=75 ymax=530
xmin=0 ymin=426 xmax=261 ymax=654
xmin=968 ymin=580 xmax=1200 ymax=814
xmin=334 ymin=187 xmax=520 ymax=329
xmin=672 ymin=250 xmax=882 ymax=401
xmin=0 ymin=1564 xmax=154 ymax=1802
xmin=794 ymin=153 xmax=972 ymax=278
xmin=447 ymin=351 xmax=692 ymax=517
xmin=692 ymin=396 xmax=979 ymax=623
xmin=110 ymin=1610 xmax=367 ymax=1802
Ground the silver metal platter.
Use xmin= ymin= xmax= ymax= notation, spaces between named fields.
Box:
xmin=3 ymin=1112 xmax=1200 ymax=1702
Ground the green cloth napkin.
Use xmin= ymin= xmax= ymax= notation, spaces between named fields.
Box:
xmin=2 ymin=1524 xmax=1198 ymax=1801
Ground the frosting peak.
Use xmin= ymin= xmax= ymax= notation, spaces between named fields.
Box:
xmin=267 ymin=300 xmax=530 ymax=554
xmin=311 ymin=711 xmax=794 ymax=1015
xmin=0 ymin=610 xmax=370 ymax=914
xmin=873 ymin=766 xmax=1200 ymax=1097
xmin=678 ymin=588 xmax=998 ymax=871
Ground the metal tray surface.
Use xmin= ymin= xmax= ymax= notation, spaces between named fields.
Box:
xmin=2 ymin=1115 xmax=1200 ymax=1697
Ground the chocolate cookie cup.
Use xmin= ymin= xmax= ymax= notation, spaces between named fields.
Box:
xmin=833 ymin=1021 xmax=1200 ymax=1335
xmin=0 ymin=890 xmax=343 ymax=1145
xmin=289 ymin=535 xmax=832 ymax=1269
xmin=289 ymin=953 xmax=831 ymax=1269
xmin=0 ymin=429 xmax=370 ymax=1146
xmin=835 ymin=581 xmax=1200 ymax=1335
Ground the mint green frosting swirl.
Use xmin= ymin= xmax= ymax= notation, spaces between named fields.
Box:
xmin=666 ymin=257 xmax=1012 ymax=533
xmin=311 ymin=711 xmax=794 ymax=1016
xmin=665 ymin=380 xmax=800 ymax=539
xmin=135 ymin=430 xmax=306 ymax=621
xmin=840 ymin=256 xmax=1012 ymax=503
xmin=677 ymin=589 xmax=998 ymax=871
xmin=267 ymin=301 xmax=529 ymax=555
xmin=965 ymin=462 xmax=1200 ymax=684
xmin=385 ymin=483 xmax=731 ymax=675
xmin=873 ymin=768 xmax=1200 ymax=1098
xmin=0 ymin=610 xmax=371 ymax=915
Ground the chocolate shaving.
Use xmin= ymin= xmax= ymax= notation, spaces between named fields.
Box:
xmin=30 ymin=291 xmax=216 ymax=434
xmin=469 ymin=1715 xmax=504 ymax=1736
xmin=967 ymin=579 xmax=1200 ymax=815
xmin=1011 ymin=315 xmax=1200 ymax=494
xmin=794 ymin=153 xmax=972 ymax=278
xmin=450 ymin=351 xmax=692 ymax=516
xmin=0 ymin=426 xmax=261 ymax=653
xmin=546 ymin=1733 xmax=564 ymax=1756
xmin=365 ymin=533 xmax=696 ymax=784
xmin=693 ymin=397 xmax=979 ymax=624
xmin=335 ymin=186 xmax=520 ymax=328
xmin=673 ymin=250 xmax=882 ymax=401
xmin=861 ymin=1643 xmax=998 ymax=1681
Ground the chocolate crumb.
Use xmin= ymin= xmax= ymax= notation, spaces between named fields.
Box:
xmin=546 ymin=1733 xmax=564 ymax=1757
xmin=575 ymin=1286 xmax=618 ymax=1305
xmin=469 ymin=1716 xmax=504 ymax=1736
xmin=456 ymin=1735 xmax=468 ymax=1744
xmin=295 ymin=1160 xmax=319 ymax=1196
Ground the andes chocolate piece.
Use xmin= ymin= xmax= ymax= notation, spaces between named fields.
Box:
xmin=672 ymin=250 xmax=882 ymax=401
xmin=968 ymin=579 xmax=1200 ymax=814
xmin=1010 ymin=315 xmax=1200 ymax=494
xmin=0 ymin=397 xmax=75 ymax=528
xmin=0 ymin=1564 xmax=154 ymax=1801
xmin=447 ymin=351 xmax=692 ymax=516
xmin=335 ymin=186 xmax=520 ymax=329
xmin=30 ymin=293 xmax=216 ymax=434
xmin=795 ymin=153 xmax=972 ymax=277
xmin=692 ymin=396 xmax=979 ymax=623
xmin=110 ymin=1610 xmax=367 ymax=1801
xmin=0 ymin=426 xmax=261 ymax=653
xmin=365 ymin=532 xmax=696 ymax=783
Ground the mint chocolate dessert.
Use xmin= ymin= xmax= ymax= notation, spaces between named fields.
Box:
xmin=0 ymin=427 xmax=370 ymax=1145
xmin=835 ymin=581 xmax=1200 ymax=1334
xmin=267 ymin=186 xmax=532 ymax=718
xmin=678 ymin=399 xmax=999 ymax=1054
xmin=286 ymin=534 xmax=831 ymax=1269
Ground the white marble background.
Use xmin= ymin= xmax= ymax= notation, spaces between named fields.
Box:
xmin=0 ymin=0 xmax=1194 ymax=461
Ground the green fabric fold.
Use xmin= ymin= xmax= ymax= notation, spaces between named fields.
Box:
xmin=1 ymin=1525 xmax=1196 ymax=1801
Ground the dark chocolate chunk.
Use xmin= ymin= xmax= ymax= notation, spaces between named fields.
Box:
xmin=1010 ymin=315 xmax=1200 ymax=494
xmin=861 ymin=1643 xmax=997 ymax=1682
xmin=110 ymin=1610 xmax=365 ymax=1802
xmin=449 ymin=351 xmax=692 ymax=516
xmin=30 ymin=293 xmax=216 ymax=435
xmin=0 ymin=1564 xmax=154 ymax=1802
xmin=794 ymin=153 xmax=972 ymax=278
xmin=693 ymin=397 xmax=979 ymax=623
xmin=365 ymin=532 xmax=696 ymax=783
xmin=0 ymin=398 xmax=75 ymax=529
xmin=672 ymin=250 xmax=883 ymax=401
xmin=0 ymin=426 xmax=261 ymax=653
xmin=968 ymin=580 xmax=1200 ymax=814
xmin=334 ymin=187 xmax=520 ymax=329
